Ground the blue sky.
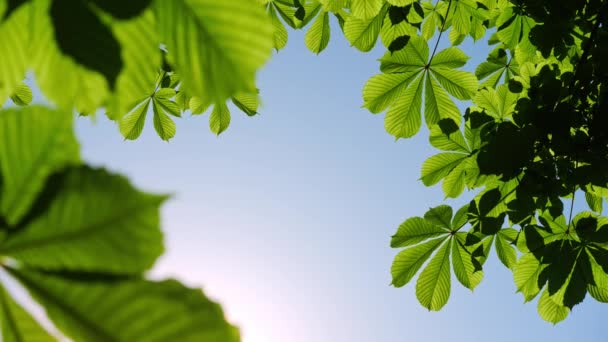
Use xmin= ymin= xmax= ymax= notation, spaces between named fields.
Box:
xmin=72 ymin=23 xmax=606 ymax=342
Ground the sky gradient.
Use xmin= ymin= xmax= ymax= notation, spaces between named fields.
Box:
xmin=73 ymin=25 xmax=606 ymax=342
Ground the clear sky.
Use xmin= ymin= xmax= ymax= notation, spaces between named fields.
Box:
xmin=73 ymin=24 xmax=606 ymax=342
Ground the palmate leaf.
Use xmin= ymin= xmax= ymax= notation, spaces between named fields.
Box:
xmin=445 ymin=0 xmax=489 ymax=41
xmin=0 ymin=106 xmax=80 ymax=226
xmin=496 ymin=5 xmax=536 ymax=50
xmin=474 ymin=84 xmax=519 ymax=120
xmin=420 ymin=125 xmax=482 ymax=198
xmin=188 ymin=91 xmax=260 ymax=134
xmin=0 ymin=281 xmax=57 ymax=342
xmin=0 ymin=1 xmax=29 ymax=105
xmin=392 ymin=205 xmax=483 ymax=310
xmin=118 ymin=85 xmax=182 ymax=141
xmin=106 ymin=8 xmax=161 ymax=121
xmin=420 ymin=0 xmax=447 ymax=40
xmin=0 ymin=166 xmax=165 ymax=274
xmin=8 ymin=269 xmax=240 ymax=342
xmin=155 ymin=0 xmax=273 ymax=107
xmin=365 ymin=36 xmax=477 ymax=139
xmin=475 ymin=46 xmax=519 ymax=88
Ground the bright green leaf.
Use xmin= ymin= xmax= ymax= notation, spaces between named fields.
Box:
xmin=391 ymin=217 xmax=449 ymax=248
xmin=0 ymin=106 xmax=80 ymax=226
xmin=392 ymin=237 xmax=445 ymax=287
xmin=0 ymin=167 xmax=165 ymax=274
xmin=9 ymin=269 xmax=240 ymax=342
xmin=155 ymin=0 xmax=273 ymax=106
xmin=416 ymin=239 xmax=451 ymax=310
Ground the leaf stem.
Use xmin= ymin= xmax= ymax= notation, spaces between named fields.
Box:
xmin=427 ymin=0 xmax=454 ymax=66
xmin=567 ymin=160 xmax=579 ymax=230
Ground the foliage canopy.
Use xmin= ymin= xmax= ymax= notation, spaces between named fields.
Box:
xmin=0 ymin=0 xmax=607 ymax=339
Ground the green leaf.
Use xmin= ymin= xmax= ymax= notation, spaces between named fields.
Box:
xmin=296 ymin=1 xmax=322 ymax=28
xmin=391 ymin=217 xmax=449 ymax=248
xmin=362 ymin=71 xmax=421 ymax=113
xmin=514 ymin=253 xmax=545 ymax=302
xmin=429 ymin=125 xmax=470 ymax=153
xmin=416 ymin=239 xmax=451 ymax=310
xmin=210 ymin=102 xmax=231 ymax=135
xmin=232 ymin=92 xmax=260 ymax=117
xmin=474 ymin=84 xmax=518 ymax=120
xmin=538 ymin=288 xmax=570 ymax=324
xmin=305 ymin=10 xmax=331 ymax=53
xmin=496 ymin=7 xmax=534 ymax=50
xmin=452 ymin=204 xmax=470 ymax=230
xmin=8 ymin=269 xmax=240 ymax=342
xmin=380 ymin=12 xmax=416 ymax=51
xmin=379 ymin=36 xmax=428 ymax=73
xmin=431 ymin=47 xmax=469 ymax=69
xmin=9 ymin=83 xmax=33 ymax=106
xmin=268 ymin=4 xmax=289 ymax=50
xmin=190 ymin=96 xmax=210 ymax=115
xmin=106 ymin=8 xmax=161 ymax=120
xmin=31 ymin=0 xmax=110 ymax=113
xmin=351 ymin=0 xmax=384 ymax=19
xmin=119 ymin=98 xmax=151 ymax=140
xmin=0 ymin=2 xmax=30 ymax=104
xmin=386 ymin=0 xmax=417 ymax=6
xmin=0 ymin=106 xmax=80 ymax=226
xmin=384 ymin=73 xmax=424 ymax=138
xmin=424 ymin=72 xmax=462 ymax=127
xmin=424 ymin=205 xmax=453 ymax=230
xmin=155 ymin=0 xmax=273 ymax=106
xmin=152 ymin=98 xmax=177 ymax=141
xmin=588 ymin=251 xmax=608 ymax=302
xmin=495 ymin=228 xmax=518 ymax=269
xmin=421 ymin=0 xmax=446 ymax=40
xmin=0 ymin=167 xmax=165 ymax=274
xmin=475 ymin=47 xmax=518 ymax=88
xmin=0 ymin=281 xmax=57 ymax=342
xmin=585 ymin=189 xmax=603 ymax=214
xmin=430 ymin=67 xmax=478 ymax=100
xmin=420 ymin=153 xmax=467 ymax=186
xmin=344 ymin=5 xmax=386 ymax=52
xmin=391 ymin=237 xmax=445 ymax=287
xmin=272 ymin=1 xmax=300 ymax=29
xmin=452 ymin=236 xmax=483 ymax=290
xmin=442 ymin=160 xmax=468 ymax=198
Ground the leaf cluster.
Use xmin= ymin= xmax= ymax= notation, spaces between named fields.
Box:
xmin=0 ymin=106 xmax=240 ymax=340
